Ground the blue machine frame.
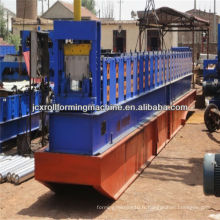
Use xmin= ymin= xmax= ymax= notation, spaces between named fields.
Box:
xmin=0 ymin=91 xmax=41 ymax=152
xmin=53 ymin=21 xmax=101 ymax=106
xmin=47 ymin=20 xmax=193 ymax=156
xmin=0 ymin=42 xmax=27 ymax=82
xmin=203 ymin=24 xmax=220 ymax=78
xmin=203 ymin=24 xmax=220 ymax=107
xmin=0 ymin=45 xmax=17 ymax=58
xmin=0 ymin=59 xmax=28 ymax=82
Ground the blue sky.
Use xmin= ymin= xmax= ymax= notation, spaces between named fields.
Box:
xmin=2 ymin=0 xmax=219 ymax=20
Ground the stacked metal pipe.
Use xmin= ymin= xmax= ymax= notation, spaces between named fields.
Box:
xmin=0 ymin=155 xmax=34 ymax=184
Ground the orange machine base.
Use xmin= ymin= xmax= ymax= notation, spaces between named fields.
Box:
xmin=35 ymin=90 xmax=196 ymax=200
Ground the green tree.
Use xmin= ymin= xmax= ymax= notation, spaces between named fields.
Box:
xmin=82 ymin=0 xmax=96 ymax=14
xmin=0 ymin=4 xmax=20 ymax=51
xmin=7 ymin=34 xmax=21 ymax=51
xmin=0 ymin=4 xmax=9 ymax=39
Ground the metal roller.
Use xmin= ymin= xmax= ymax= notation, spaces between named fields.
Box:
xmin=0 ymin=157 xmax=29 ymax=171
xmin=0 ymin=156 xmax=23 ymax=168
xmin=0 ymin=158 xmax=26 ymax=173
xmin=13 ymin=165 xmax=35 ymax=185
xmin=0 ymin=156 xmax=21 ymax=168
xmin=6 ymin=159 xmax=34 ymax=182
xmin=11 ymin=163 xmax=34 ymax=182
xmin=0 ymin=157 xmax=10 ymax=163
xmin=0 ymin=158 xmax=31 ymax=183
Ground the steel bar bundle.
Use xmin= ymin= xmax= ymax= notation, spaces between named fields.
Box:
xmin=0 ymin=155 xmax=34 ymax=184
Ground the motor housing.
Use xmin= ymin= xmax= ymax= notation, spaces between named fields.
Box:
xmin=203 ymin=153 xmax=220 ymax=197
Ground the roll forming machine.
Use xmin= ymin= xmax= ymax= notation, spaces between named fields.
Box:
xmin=0 ymin=29 xmax=55 ymax=152
xmin=35 ymin=0 xmax=196 ymax=199
xmin=0 ymin=33 xmax=40 ymax=152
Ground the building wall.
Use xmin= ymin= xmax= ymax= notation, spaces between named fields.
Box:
xmin=102 ymin=23 xmax=178 ymax=52
xmin=101 ymin=23 xmax=140 ymax=52
xmin=163 ymin=31 xmax=178 ymax=49
xmin=4 ymin=13 xmax=13 ymax=32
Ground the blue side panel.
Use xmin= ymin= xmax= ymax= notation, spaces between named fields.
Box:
xmin=0 ymin=91 xmax=41 ymax=151
xmin=170 ymin=75 xmax=192 ymax=102
xmin=0 ymin=45 xmax=17 ymax=57
xmin=49 ymin=114 xmax=93 ymax=155
xmin=0 ymin=61 xmax=28 ymax=81
xmin=203 ymin=59 xmax=218 ymax=78
xmin=171 ymin=47 xmax=191 ymax=52
xmin=0 ymin=91 xmax=41 ymax=123
xmin=49 ymin=86 xmax=168 ymax=155
xmin=0 ymin=113 xmax=40 ymax=148
xmin=49 ymin=73 xmax=192 ymax=156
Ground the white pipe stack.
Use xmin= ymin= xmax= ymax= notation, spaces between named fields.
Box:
xmin=0 ymin=155 xmax=35 ymax=184
xmin=7 ymin=159 xmax=34 ymax=182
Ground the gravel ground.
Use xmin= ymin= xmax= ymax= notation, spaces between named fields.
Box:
xmin=0 ymin=111 xmax=220 ymax=220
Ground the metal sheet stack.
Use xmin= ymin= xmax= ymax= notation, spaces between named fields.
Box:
xmin=0 ymin=155 xmax=34 ymax=184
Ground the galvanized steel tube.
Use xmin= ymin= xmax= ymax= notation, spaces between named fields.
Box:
xmin=6 ymin=159 xmax=34 ymax=182
xmin=0 ymin=157 xmax=28 ymax=172
xmin=0 ymin=156 xmax=7 ymax=161
xmin=0 ymin=156 xmax=21 ymax=168
xmin=0 ymin=156 xmax=24 ymax=169
xmin=13 ymin=166 xmax=35 ymax=185
xmin=0 ymin=158 xmax=31 ymax=182
xmin=11 ymin=163 xmax=34 ymax=183
xmin=11 ymin=160 xmax=34 ymax=174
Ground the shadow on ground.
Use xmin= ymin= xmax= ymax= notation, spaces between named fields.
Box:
xmin=201 ymin=128 xmax=220 ymax=149
xmin=206 ymin=132 xmax=220 ymax=145
xmin=140 ymin=157 xmax=203 ymax=186
xmin=18 ymin=185 xmax=113 ymax=219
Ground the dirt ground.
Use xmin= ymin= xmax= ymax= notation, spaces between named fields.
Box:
xmin=1 ymin=110 xmax=220 ymax=220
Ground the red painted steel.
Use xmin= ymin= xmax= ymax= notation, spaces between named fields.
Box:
xmin=35 ymin=90 xmax=196 ymax=200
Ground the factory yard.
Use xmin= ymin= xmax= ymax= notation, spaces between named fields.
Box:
xmin=1 ymin=110 xmax=220 ymax=220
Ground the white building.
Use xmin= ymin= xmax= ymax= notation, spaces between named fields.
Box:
xmin=3 ymin=7 xmax=15 ymax=32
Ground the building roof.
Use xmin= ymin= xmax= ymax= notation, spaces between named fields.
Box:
xmin=138 ymin=7 xmax=210 ymax=30
xmin=42 ymin=0 xmax=98 ymax=21
xmin=3 ymin=7 xmax=16 ymax=17
xmin=187 ymin=9 xmax=220 ymax=17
